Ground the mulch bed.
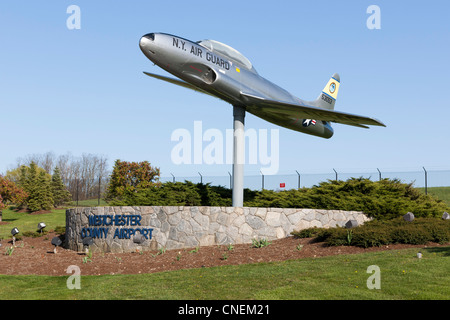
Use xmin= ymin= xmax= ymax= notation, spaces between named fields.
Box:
xmin=0 ymin=232 xmax=447 ymax=276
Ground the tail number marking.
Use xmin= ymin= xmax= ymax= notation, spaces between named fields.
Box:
xmin=321 ymin=94 xmax=333 ymax=104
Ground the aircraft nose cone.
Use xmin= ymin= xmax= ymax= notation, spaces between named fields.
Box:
xmin=139 ymin=33 xmax=155 ymax=50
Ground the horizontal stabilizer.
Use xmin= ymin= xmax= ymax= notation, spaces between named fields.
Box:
xmin=241 ymin=92 xmax=386 ymax=128
xmin=143 ymin=72 xmax=216 ymax=97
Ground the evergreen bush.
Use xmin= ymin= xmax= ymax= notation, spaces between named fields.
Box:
xmin=292 ymin=218 xmax=450 ymax=248
xmin=246 ymin=178 xmax=449 ymax=219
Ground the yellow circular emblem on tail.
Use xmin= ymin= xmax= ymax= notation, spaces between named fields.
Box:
xmin=329 ymin=82 xmax=336 ymax=94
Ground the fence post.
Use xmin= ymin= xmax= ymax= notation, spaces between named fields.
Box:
xmin=423 ymin=167 xmax=428 ymax=195
xmin=377 ymin=168 xmax=382 ymax=181
xmin=296 ymin=170 xmax=301 ymax=189
xmin=76 ymin=179 xmax=79 ymax=207
xmin=333 ymin=168 xmax=338 ymax=181
xmin=98 ymin=176 xmax=101 ymax=206
xmin=260 ymin=171 xmax=265 ymax=190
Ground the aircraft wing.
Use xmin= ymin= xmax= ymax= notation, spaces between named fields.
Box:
xmin=241 ymin=93 xmax=386 ymax=128
xmin=143 ymin=72 xmax=217 ymax=98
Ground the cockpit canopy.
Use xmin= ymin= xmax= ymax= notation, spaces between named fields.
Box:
xmin=197 ymin=39 xmax=257 ymax=73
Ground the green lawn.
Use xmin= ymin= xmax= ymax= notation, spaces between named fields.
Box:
xmin=0 ymin=207 xmax=66 ymax=240
xmin=1 ymin=203 xmax=449 ymax=300
xmin=0 ymin=199 xmax=108 ymax=239
xmin=418 ymin=186 xmax=450 ymax=206
xmin=0 ymin=246 xmax=448 ymax=300
xmin=68 ymin=199 xmax=109 ymax=207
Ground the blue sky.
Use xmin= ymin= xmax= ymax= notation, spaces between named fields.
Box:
xmin=1 ymin=1 xmax=450 ymax=186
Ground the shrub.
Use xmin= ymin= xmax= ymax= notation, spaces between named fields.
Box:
xmin=291 ymin=227 xmax=323 ymax=238
xmin=22 ymin=230 xmax=49 ymax=238
xmin=247 ymin=178 xmax=449 ymax=220
xmin=292 ymin=218 xmax=450 ymax=248
xmin=105 ymin=160 xmax=161 ymax=203
xmin=318 ymin=228 xmax=349 ymax=246
xmin=351 ymin=226 xmax=393 ymax=248
xmin=108 ymin=181 xmax=234 ymax=207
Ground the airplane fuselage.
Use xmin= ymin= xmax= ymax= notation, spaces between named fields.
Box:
xmin=140 ymin=33 xmax=334 ymax=138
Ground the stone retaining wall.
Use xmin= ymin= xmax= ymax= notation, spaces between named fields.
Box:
xmin=65 ymin=206 xmax=371 ymax=253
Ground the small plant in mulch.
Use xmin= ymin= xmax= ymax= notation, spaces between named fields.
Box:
xmin=5 ymin=246 xmax=14 ymax=256
xmin=251 ymin=238 xmax=271 ymax=248
xmin=82 ymin=248 xmax=93 ymax=264
xmin=189 ymin=247 xmax=199 ymax=254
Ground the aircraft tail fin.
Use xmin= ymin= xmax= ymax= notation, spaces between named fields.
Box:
xmin=313 ymin=73 xmax=340 ymax=111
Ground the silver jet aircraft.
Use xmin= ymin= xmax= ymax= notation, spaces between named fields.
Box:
xmin=139 ymin=32 xmax=385 ymax=207
xmin=139 ymin=32 xmax=385 ymax=139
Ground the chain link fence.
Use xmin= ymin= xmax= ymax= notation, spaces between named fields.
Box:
xmin=160 ymin=169 xmax=450 ymax=192
xmin=69 ymin=169 xmax=450 ymax=205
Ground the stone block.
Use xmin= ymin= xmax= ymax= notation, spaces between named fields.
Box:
xmin=333 ymin=211 xmax=346 ymax=222
xmin=161 ymin=221 xmax=170 ymax=233
xmin=217 ymin=212 xmax=231 ymax=225
xmin=255 ymin=207 xmax=267 ymax=219
xmin=275 ymin=227 xmax=285 ymax=239
xmin=246 ymin=215 xmax=265 ymax=230
xmin=198 ymin=234 xmax=215 ymax=247
xmin=121 ymin=206 xmax=135 ymax=214
xmin=168 ymin=226 xmax=178 ymax=241
xmin=215 ymin=233 xmax=232 ymax=245
xmin=257 ymin=226 xmax=277 ymax=238
xmin=304 ymin=210 xmax=316 ymax=222
xmin=156 ymin=207 xmax=167 ymax=222
xmin=209 ymin=222 xmax=220 ymax=233
xmin=266 ymin=211 xmax=281 ymax=227
xmin=345 ymin=220 xmax=358 ymax=228
xmin=403 ymin=212 xmax=414 ymax=222
xmin=310 ymin=220 xmax=322 ymax=228
xmin=287 ymin=211 xmax=304 ymax=225
xmin=184 ymin=236 xmax=199 ymax=248
xmin=176 ymin=219 xmax=192 ymax=234
xmin=168 ymin=211 xmax=181 ymax=225
xmin=166 ymin=206 xmax=179 ymax=214
xmin=238 ymin=223 xmax=253 ymax=236
xmin=141 ymin=206 xmax=154 ymax=214
xmin=319 ymin=213 xmax=330 ymax=225
xmin=227 ymin=226 xmax=239 ymax=241
xmin=294 ymin=220 xmax=311 ymax=231
xmin=232 ymin=214 xmax=245 ymax=227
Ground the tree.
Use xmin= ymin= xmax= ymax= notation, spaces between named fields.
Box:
xmin=16 ymin=162 xmax=54 ymax=212
xmin=105 ymin=160 xmax=160 ymax=202
xmin=0 ymin=194 xmax=5 ymax=210
xmin=27 ymin=171 xmax=54 ymax=212
xmin=51 ymin=167 xmax=72 ymax=207
xmin=0 ymin=175 xmax=28 ymax=205
xmin=0 ymin=175 xmax=28 ymax=221
xmin=11 ymin=151 xmax=109 ymax=202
